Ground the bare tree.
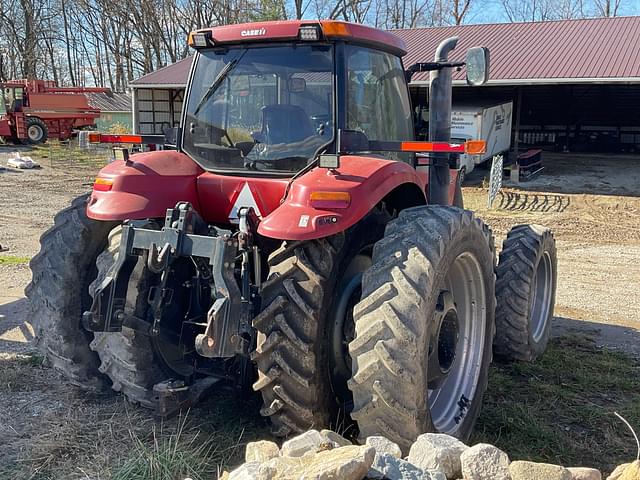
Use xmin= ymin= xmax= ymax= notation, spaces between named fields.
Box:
xmin=593 ymin=0 xmax=622 ymax=16
xmin=450 ymin=0 xmax=472 ymax=25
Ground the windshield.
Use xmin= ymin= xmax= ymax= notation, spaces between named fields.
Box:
xmin=183 ymin=45 xmax=334 ymax=174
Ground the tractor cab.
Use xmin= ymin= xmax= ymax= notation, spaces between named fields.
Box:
xmin=183 ymin=21 xmax=416 ymax=175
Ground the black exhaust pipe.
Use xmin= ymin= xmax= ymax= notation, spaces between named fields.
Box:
xmin=428 ymin=36 xmax=458 ymax=205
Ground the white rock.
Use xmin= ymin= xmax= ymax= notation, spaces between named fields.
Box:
xmin=366 ymin=436 xmax=403 ymax=459
xmin=280 ymin=429 xmax=325 ymax=457
xmin=460 ymin=443 xmax=510 ymax=480
xmin=259 ymin=444 xmax=375 ymax=479
xmin=368 ymin=452 xmax=447 ymax=480
xmin=407 ymin=433 xmax=469 ymax=479
xmin=568 ymin=467 xmax=602 ymax=480
xmin=245 ymin=440 xmax=280 ymax=463
xmin=228 ymin=461 xmax=261 ymax=480
xmin=509 ymin=460 xmax=572 ymax=480
xmin=321 ymin=429 xmax=352 ymax=447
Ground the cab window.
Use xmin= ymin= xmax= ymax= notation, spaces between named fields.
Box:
xmin=346 ymin=45 xmax=413 ymax=161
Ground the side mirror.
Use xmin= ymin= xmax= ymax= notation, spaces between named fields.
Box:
xmin=466 ymin=47 xmax=490 ymax=86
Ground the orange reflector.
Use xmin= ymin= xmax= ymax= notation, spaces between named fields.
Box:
xmin=400 ymin=141 xmax=465 ymax=153
xmin=93 ymin=177 xmax=113 ymax=192
xmin=100 ymin=134 xmax=143 ymax=144
xmin=465 ymin=140 xmax=487 ymax=155
xmin=309 ymin=191 xmax=351 ymax=209
xmin=320 ymin=21 xmax=351 ymax=38
xmin=88 ymin=133 xmax=143 ymax=144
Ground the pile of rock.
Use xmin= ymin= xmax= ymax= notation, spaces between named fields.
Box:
xmin=220 ymin=430 xmax=637 ymax=480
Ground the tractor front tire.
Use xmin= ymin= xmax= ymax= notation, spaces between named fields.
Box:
xmin=253 ymin=209 xmax=389 ymax=437
xmin=348 ymin=206 xmax=496 ymax=452
xmin=494 ymin=224 xmax=558 ymax=362
xmin=26 ymin=194 xmax=116 ymax=389
xmin=25 ymin=117 xmax=48 ymax=144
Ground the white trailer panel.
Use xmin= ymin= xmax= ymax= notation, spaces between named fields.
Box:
xmin=451 ymin=101 xmax=513 ymax=175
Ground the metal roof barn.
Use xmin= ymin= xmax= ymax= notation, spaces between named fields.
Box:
xmin=128 ymin=16 xmax=640 ymax=154
xmin=394 ymin=16 xmax=640 ymax=85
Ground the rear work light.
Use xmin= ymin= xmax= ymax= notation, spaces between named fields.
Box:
xmin=299 ymin=25 xmax=321 ymax=41
xmin=188 ymin=31 xmax=211 ymax=48
xmin=310 ymin=191 xmax=351 ymax=209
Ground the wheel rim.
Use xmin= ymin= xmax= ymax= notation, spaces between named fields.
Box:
xmin=28 ymin=124 xmax=43 ymax=142
xmin=329 ymin=253 xmax=371 ymax=404
xmin=427 ymin=252 xmax=487 ymax=434
xmin=530 ymin=251 xmax=553 ymax=342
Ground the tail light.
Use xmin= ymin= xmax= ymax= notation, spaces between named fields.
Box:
xmin=93 ymin=178 xmax=113 ymax=192
xmin=310 ymin=191 xmax=351 ymax=209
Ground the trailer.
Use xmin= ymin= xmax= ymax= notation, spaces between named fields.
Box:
xmin=450 ymin=100 xmax=513 ymax=180
xmin=0 ymin=80 xmax=109 ymax=145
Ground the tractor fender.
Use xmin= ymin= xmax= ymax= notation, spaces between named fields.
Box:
xmin=257 ymin=155 xmax=427 ymax=241
xmin=87 ymin=150 xmax=203 ymax=221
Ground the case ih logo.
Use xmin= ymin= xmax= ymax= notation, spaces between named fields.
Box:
xmin=241 ymin=28 xmax=266 ymax=37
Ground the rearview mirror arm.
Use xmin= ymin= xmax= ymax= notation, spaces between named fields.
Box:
xmin=405 ymin=61 xmax=465 ymax=82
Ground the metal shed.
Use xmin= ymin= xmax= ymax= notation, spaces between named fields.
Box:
xmin=86 ymin=92 xmax=132 ymax=132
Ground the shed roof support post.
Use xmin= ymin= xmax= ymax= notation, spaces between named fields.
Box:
xmin=131 ymin=87 xmax=138 ymax=134
xmin=511 ymin=86 xmax=522 ymax=184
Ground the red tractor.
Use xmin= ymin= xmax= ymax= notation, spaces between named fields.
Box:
xmin=27 ymin=20 xmax=557 ymax=449
xmin=0 ymin=79 xmax=107 ymax=144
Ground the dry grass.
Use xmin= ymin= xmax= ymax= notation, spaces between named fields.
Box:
xmin=472 ymin=334 xmax=640 ymax=474
xmin=1 ymin=334 xmax=638 ymax=478
xmin=0 ymin=352 xmax=270 ymax=480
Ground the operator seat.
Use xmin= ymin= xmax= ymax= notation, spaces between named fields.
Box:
xmin=260 ymin=105 xmax=315 ymax=145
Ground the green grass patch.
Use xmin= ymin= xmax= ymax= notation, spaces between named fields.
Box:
xmin=110 ymin=393 xmax=270 ymax=480
xmin=111 ymin=415 xmax=220 ymax=480
xmin=472 ymin=335 xmax=640 ymax=473
xmin=0 ymin=255 xmax=30 ymax=265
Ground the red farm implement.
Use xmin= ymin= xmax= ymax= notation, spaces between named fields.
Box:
xmin=0 ymin=79 xmax=109 ymax=144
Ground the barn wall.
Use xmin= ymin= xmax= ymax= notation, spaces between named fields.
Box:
xmin=133 ymin=88 xmax=184 ymax=134
xmin=96 ymin=112 xmax=133 ymax=133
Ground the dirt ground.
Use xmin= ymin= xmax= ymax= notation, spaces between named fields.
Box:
xmin=1 ymin=150 xmax=640 ymax=477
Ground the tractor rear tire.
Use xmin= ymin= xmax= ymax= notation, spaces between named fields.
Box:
xmin=89 ymin=226 xmax=180 ymax=407
xmin=348 ymin=206 xmax=496 ymax=452
xmin=253 ymin=209 xmax=389 ymax=437
xmin=494 ymin=225 xmax=557 ymax=362
xmin=26 ymin=194 xmax=116 ymax=390
xmin=25 ymin=117 xmax=48 ymax=144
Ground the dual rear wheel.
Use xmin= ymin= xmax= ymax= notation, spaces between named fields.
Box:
xmin=27 ymin=195 xmax=556 ymax=449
